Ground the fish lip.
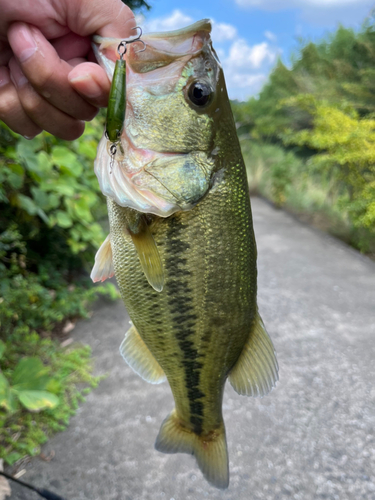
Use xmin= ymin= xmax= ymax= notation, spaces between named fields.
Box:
xmin=92 ymin=19 xmax=213 ymax=77
xmin=92 ymin=19 xmax=212 ymax=45
xmin=140 ymin=19 xmax=212 ymax=39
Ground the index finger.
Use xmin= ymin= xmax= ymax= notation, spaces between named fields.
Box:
xmin=8 ymin=23 xmax=98 ymax=122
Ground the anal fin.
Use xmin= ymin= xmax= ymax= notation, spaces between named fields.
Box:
xmin=128 ymin=215 xmax=164 ymax=293
xmin=90 ymin=234 xmax=115 ymax=283
xmin=229 ymin=310 xmax=278 ymax=397
xmin=120 ymin=324 xmax=166 ymax=384
xmin=155 ymin=409 xmax=229 ymax=490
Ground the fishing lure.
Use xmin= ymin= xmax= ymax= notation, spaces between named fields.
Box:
xmin=105 ymin=27 xmax=145 ymax=171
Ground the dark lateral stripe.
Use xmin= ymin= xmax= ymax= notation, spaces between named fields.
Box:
xmin=166 ymin=216 xmax=205 ymax=435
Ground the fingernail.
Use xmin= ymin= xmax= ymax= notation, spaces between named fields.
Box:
xmin=9 ymin=60 xmax=28 ymax=87
xmin=69 ymin=73 xmax=103 ymax=98
xmin=14 ymin=24 xmax=37 ymax=63
xmin=0 ymin=67 xmax=10 ymax=87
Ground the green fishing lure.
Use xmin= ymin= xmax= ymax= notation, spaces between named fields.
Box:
xmin=105 ymin=28 xmax=145 ymax=164
xmin=106 ymin=42 xmax=126 ymax=143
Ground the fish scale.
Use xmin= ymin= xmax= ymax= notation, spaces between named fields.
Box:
xmin=92 ymin=19 xmax=278 ymax=490
xmin=107 ymin=135 xmax=255 ymax=433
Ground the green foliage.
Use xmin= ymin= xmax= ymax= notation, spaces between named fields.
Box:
xmin=0 ymin=117 xmax=119 ymax=332
xmin=0 ymin=332 xmax=103 ymax=465
xmin=0 ymin=0 xmax=155 ymax=460
xmin=0 ymin=347 xmax=59 ymax=413
xmin=232 ymin=20 xmax=375 ymax=255
xmin=233 ymin=22 xmax=375 ymax=140
xmin=280 ymin=96 xmax=375 ymax=248
xmin=0 ymin=117 xmax=119 ymax=465
xmin=0 ymin=120 xmax=106 ymax=263
xmin=241 ymin=140 xmax=302 ymax=206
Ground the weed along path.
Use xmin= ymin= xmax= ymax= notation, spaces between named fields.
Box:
xmin=8 ymin=197 xmax=375 ymax=500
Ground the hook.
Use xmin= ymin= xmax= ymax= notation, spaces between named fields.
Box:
xmin=130 ymin=26 xmax=143 ymax=40
xmin=117 ymin=26 xmax=146 ymax=58
xmin=134 ymin=38 xmax=146 ymax=53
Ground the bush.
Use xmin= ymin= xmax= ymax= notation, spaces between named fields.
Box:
xmin=0 ymin=117 xmax=118 ymax=465
xmin=282 ymin=96 xmax=375 ymax=251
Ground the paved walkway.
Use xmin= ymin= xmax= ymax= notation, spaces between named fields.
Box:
xmin=9 ymin=197 xmax=375 ymax=500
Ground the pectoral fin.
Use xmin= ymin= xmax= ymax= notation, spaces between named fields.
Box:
xmin=120 ymin=324 xmax=166 ymax=384
xmin=127 ymin=215 xmax=164 ymax=292
xmin=90 ymin=235 xmax=115 ymax=283
xmin=228 ymin=310 xmax=278 ymax=397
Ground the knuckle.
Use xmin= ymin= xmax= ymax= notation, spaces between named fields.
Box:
xmin=0 ymin=94 xmax=17 ymax=120
xmin=29 ymin=64 xmax=56 ymax=91
xmin=21 ymin=89 xmax=42 ymax=115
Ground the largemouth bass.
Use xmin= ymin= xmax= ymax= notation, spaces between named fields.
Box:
xmin=91 ymin=20 xmax=278 ymax=490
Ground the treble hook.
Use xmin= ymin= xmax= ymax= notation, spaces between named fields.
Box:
xmin=117 ymin=26 xmax=146 ymax=56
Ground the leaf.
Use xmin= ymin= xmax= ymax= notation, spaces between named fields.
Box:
xmin=73 ymin=198 xmax=93 ymax=222
xmin=17 ymin=390 xmax=59 ymax=411
xmin=11 ymin=357 xmax=50 ymax=391
xmin=4 ymin=452 xmax=23 ymax=466
xmin=16 ymin=194 xmax=39 ymax=215
xmin=30 ymin=187 xmax=51 ymax=211
xmin=36 ymin=151 xmax=53 ymax=175
xmin=16 ymin=138 xmax=41 ymax=173
xmin=0 ymin=373 xmax=12 ymax=410
xmin=77 ymin=140 xmax=97 ymax=160
xmin=5 ymin=164 xmax=24 ymax=190
xmin=0 ymin=340 xmax=5 ymax=360
xmin=55 ymin=210 xmax=73 ymax=228
xmin=40 ymin=179 xmax=76 ymax=197
xmin=52 ymin=146 xmax=83 ymax=177
xmin=16 ymin=195 xmax=49 ymax=224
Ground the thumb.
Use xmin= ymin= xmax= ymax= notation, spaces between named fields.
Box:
xmin=63 ymin=0 xmax=136 ymax=38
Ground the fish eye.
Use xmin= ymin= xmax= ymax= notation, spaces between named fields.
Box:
xmin=187 ymin=81 xmax=213 ymax=107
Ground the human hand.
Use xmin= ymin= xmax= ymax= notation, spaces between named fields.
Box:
xmin=0 ymin=0 xmax=135 ymax=140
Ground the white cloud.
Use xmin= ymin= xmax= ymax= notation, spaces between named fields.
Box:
xmin=141 ymin=10 xmax=194 ymax=33
xmin=264 ymin=30 xmax=277 ymax=42
xmin=211 ymin=21 xmax=237 ymax=42
xmin=234 ymin=0 xmax=372 ymax=27
xmin=227 ymin=40 xmax=277 ymax=69
xmin=137 ymin=10 xmax=279 ymax=100
xmin=235 ymin=0 xmax=368 ymax=7
xmin=140 ymin=11 xmax=237 ymax=43
xmin=228 ymin=73 xmax=267 ymax=89
xmin=220 ymin=39 xmax=279 ymax=99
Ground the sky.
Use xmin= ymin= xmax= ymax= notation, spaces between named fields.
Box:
xmin=135 ymin=0 xmax=374 ymax=101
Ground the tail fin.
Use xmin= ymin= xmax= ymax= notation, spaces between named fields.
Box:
xmin=155 ymin=409 xmax=229 ymax=489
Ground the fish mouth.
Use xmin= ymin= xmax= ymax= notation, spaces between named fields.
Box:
xmin=94 ymin=133 xmax=214 ymax=218
xmin=92 ymin=20 xmax=216 ymax=218
xmin=92 ymin=19 xmax=213 ymax=79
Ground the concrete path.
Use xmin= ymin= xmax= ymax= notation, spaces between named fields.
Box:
xmin=9 ymin=197 xmax=375 ymax=500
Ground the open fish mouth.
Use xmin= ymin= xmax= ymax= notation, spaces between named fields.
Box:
xmin=95 ymin=133 xmax=215 ymax=217
xmin=93 ymin=19 xmax=221 ymax=217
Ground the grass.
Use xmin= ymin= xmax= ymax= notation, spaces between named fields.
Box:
xmin=0 ymin=330 xmax=105 ymax=467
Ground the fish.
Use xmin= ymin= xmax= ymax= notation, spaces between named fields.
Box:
xmin=91 ymin=19 xmax=278 ymax=490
